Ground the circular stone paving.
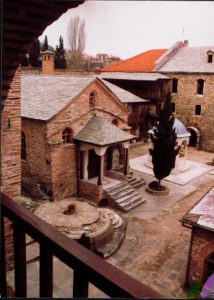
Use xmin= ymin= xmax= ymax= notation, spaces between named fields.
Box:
xmin=34 ymin=198 xmax=125 ymax=257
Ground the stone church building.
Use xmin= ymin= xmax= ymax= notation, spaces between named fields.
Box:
xmin=21 ymin=54 xmax=145 ymax=211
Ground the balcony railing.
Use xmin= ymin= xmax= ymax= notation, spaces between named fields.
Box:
xmin=0 ymin=192 xmax=161 ymax=298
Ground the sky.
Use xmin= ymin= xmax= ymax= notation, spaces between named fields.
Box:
xmin=39 ymin=1 xmax=214 ymax=60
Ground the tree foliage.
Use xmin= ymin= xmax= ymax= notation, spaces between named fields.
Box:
xmin=67 ymin=15 xmax=86 ymax=69
xmin=149 ymin=94 xmax=180 ymax=186
xmin=42 ymin=35 xmax=49 ymax=51
xmin=21 ymin=38 xmax=41 ymax=67
xmin=54 ymin=36 xmax=66 ymax=69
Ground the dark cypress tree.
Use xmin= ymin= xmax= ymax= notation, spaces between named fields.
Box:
xmin=42 ymin=35 xmax=48 ymax=51
xmin=149 ymin=94 xmax=180 ymax=189
xmin=29 ymin=38 xmax=41 ymax=67
xmin=54 ymin=36 xmax=66 ymax=69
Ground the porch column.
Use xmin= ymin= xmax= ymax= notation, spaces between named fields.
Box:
xmin=94 ymin=146 xmax=108 ymax=186
xmin=82 ymin=150 xmax=88 ymax=180
xmin=122 ymin=141 xmax=130 ymax=176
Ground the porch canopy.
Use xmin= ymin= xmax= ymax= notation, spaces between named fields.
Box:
xmin=74 ymin=115 xmax=135 ymax=147
xmin=74 ymin=115 xmax=135 ymax=185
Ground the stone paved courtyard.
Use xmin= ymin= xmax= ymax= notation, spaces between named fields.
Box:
xmin=7 ymin=144 xmax=214 ymax=298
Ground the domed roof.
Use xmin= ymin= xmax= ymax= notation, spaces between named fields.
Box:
xmin=148 ymin=118 xmax=190 ymax=138
xmin=174 ymin=118 xmax=190 ymax=137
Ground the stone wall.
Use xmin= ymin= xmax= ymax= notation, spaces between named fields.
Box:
xmin=169 ymin=73 xmax=214 ymax=152
xmin=186 ymin=227 xmax=214 ymax=287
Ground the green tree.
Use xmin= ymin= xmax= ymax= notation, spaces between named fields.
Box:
xmin=149 ymin=94 xmax=180 ymax=189
xmin=42 ymin=35 xmax=48 ymax=51
xmin=54 ymin=36 xmax=66 ymax=69
xmin=21 ymin=38 xmax=41 ymax=67
xmin=29 ymin=38 xmax=41 ymax=67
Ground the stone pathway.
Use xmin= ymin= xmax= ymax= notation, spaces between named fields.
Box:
xmin=6 ymin=145 xmax=214 ymax=298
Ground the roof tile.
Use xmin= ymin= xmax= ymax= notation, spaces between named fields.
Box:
xmin=102 ymin=49 xmax=167 ymax=72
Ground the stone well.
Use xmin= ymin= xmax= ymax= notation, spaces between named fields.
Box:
xmin=34 ymin=198 xmax=124 ymax=257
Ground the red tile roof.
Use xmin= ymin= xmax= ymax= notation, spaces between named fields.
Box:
xmin=102 ymin=49 xmax=167 ymax=73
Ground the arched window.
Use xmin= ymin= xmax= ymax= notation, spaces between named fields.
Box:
xmin=172 ymin=78 xmax=178 ymax=93
xmin=197 ymin=79 xmax=205 ymax=94
xmin=112 ymin=119 xmax=118 ymax=126
xmin=21 ymin=131 xmax=27 ymax=160
xmin=89 ymin=91 xmax=96 ymax=108
xmin=62 ymin=128 xmax=72 ymax=143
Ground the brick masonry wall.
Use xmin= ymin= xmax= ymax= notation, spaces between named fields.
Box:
xmin=79 ymin=180 xmax=104 ymax=203
xmin=22 ymin=119 xmax=52 ymax=198
xmin=1 ymin=69 xmax=21 ymax=200
xmin=50 ymin=143 xmax=77 ymax=199
xmin=1 ymin=69 xmax=21 ymax=271
xmin=170 ymin=73 xmax=214 ymax=152
xmin=187 ymin=227 xmax=214 ymax=287
xmin=47 ymin=80 xmax=128 ymax=143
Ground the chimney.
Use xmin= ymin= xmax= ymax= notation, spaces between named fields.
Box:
xmin=41 ymin=50 xmax=55 ymax=75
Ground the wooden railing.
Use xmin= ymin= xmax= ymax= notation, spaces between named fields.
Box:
xmin=0 ymin=192 xmax=162 ymax=298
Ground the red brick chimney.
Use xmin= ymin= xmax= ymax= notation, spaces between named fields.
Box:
xmin=41 ymin=50 xmax=55 ymax=75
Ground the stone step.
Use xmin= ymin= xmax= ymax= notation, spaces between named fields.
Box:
xmin=122 ymin=197 xmax=146 ymax=212
xmin=113 ymin=187 xmax=135 ymax=199
xmin=131 ymin=181 xmax=145 ymax=189
xmin=115 ymin=190 xmax=139 ymax=205
xmin=105 ymin=183 xmax=130 ymax=196
xmin=104 ymin=181 xmax=127 ymax=193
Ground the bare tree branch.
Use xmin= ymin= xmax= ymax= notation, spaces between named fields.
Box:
xmin=67 ymin=16 xmax=86 ymax=69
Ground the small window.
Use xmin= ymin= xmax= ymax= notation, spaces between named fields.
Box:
xmin=171 ymin=102 xmax=175 ymax=113
xmin=112 ymin=119 xmax=118 ymax=126
xmin=172 ymin=78 xmax=178 ymax=93
xmin=197 ymin=79 xmax=204 ymax=94
xmin=195 ymin=105 xmax=201 ymax=115
xmin=208 ymin=54 xmax=213 ymax=63
xmin=62 ymin=128 xmax=72 ymax=143
xmin=21 ymin=131 xmax=27 ymax=160
xmin=89 ymin=91 xmax=96 ymax=108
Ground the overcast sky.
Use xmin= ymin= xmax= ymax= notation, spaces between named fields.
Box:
xmin=39 ymin=1 xmax=214 ymax=59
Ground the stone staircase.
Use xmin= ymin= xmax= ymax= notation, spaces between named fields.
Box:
xmin=104 ymin=178 xmax=145 ymax=212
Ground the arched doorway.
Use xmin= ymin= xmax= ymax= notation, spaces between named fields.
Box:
xmin=187 ymin=127 xmax=200 ymax=147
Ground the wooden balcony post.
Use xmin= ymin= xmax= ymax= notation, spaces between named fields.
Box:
xmin=73 ymin=268 xmax=89 ymax=297
xmin=13 ymin=223 xmax=27 ymax=297
xmin=40 ymin=244 xmax=53 ymax=297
